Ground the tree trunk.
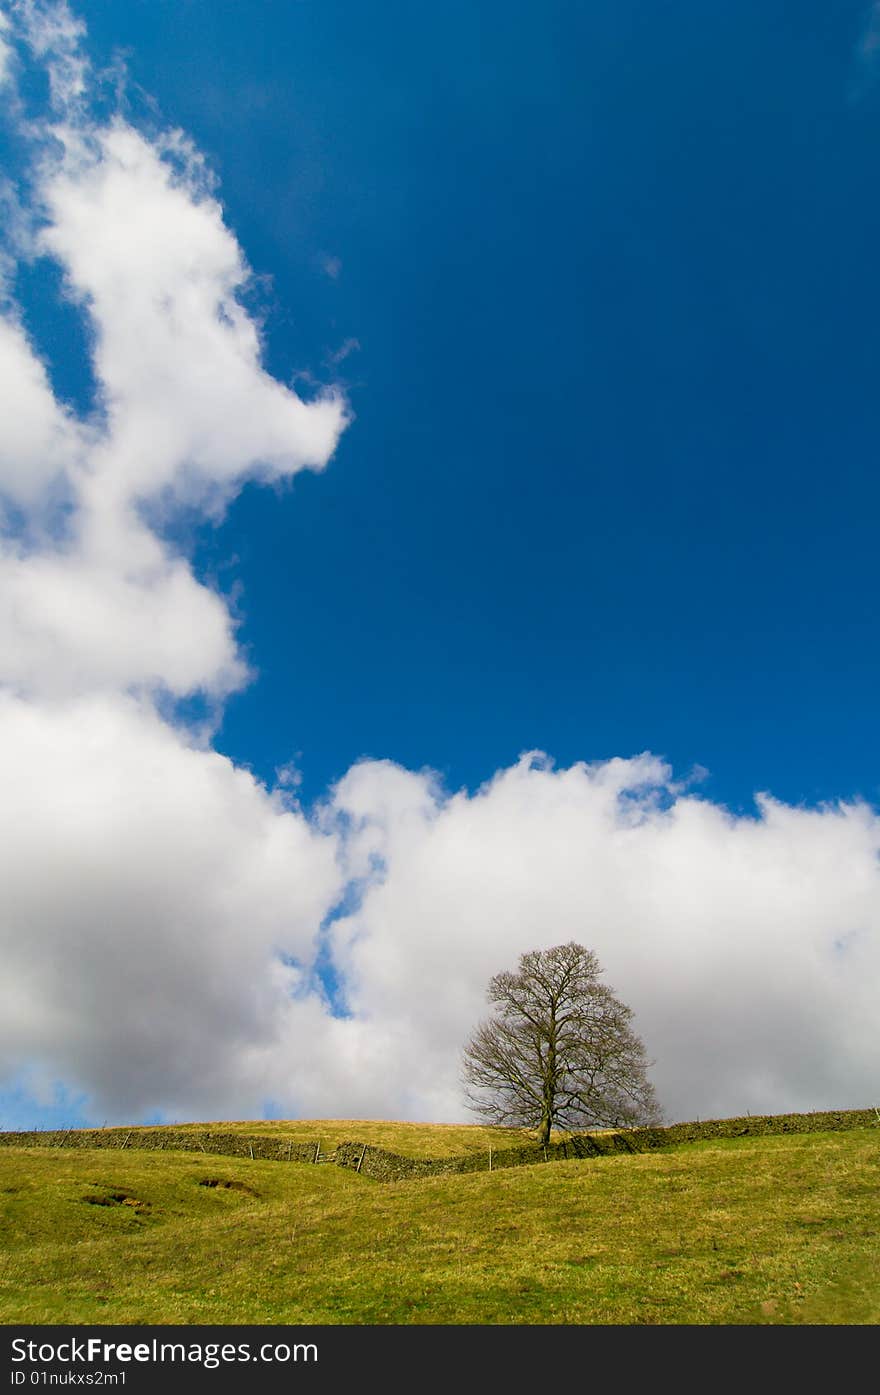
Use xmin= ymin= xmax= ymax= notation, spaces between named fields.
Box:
xmin=540 ymin=1006 xmax=556 ymax=1147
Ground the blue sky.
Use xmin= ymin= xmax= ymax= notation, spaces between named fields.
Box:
xmin=2 ymin=1 xmax=880 ymax=1131
xmin=58 ymin=0 xmax=880 ymax=816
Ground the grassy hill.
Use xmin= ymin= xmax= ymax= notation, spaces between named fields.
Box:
xmin=115 ymin=1117 xmax=539 ymax=1156
xmin=1 ymin=1117 xmax=878 ymax=1324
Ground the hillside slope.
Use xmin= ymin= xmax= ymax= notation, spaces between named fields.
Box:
xmin=1 ymin=1125 xmax=878 ymax=1324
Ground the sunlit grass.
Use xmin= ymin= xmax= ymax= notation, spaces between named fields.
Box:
xmin=156 ymin=1118 xmax=546 ymax=1157
xmin=1 ymin=1127 xmax=877 ymax=1324
xmin=8 ymin=1116 xmax=573 ymax=1157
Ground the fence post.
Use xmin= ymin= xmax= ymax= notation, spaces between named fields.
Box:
xmin=488 ymin=1148 xmax=492 ymax=1172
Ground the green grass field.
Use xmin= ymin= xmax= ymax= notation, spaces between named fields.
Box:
xmin=133 ymin=1117 xmax=543 ymax=1157
xmin=1 ymin=1120 xmax=878 ymax=1324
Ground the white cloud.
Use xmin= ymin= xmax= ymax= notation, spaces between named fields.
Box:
xmin=5 ymin=723 xmax=879 ymax=1125
xmin=0 ymin=0 xmax=352 ymax=1122
xmin=0 ymin=539 xmax=248 ymax=699
xmin=0 ymin=311 xmax=83 ymax=508
xmin=0 ymin=10 xmax=13 ymax=88
xmin=0 ymin=691 xmax=343 ymax=1120
xmin=315 ymin=754 xmax=880 ymax=1124
xmin=319 ymin=252 xmax=341 ymax=280
xmin=0 ymin=4 xmax=346 ymax=701
xmin=327 ymin=336 xmax=360 ymax=366
xmin=39 ymin=123 xmax=346 ymax=516
xmin=13 ymin=0 xmax=87 ymax=111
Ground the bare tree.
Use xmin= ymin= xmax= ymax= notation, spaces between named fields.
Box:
xmin=462 ymin=942 xmax=662 ymax=1145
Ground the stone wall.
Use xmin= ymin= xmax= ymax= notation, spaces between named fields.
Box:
xmin=1 ymin=1107 xmax=875 ymax=1181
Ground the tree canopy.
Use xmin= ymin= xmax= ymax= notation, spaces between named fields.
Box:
xmin=462 ymin=941 xmax=661 ymax=1145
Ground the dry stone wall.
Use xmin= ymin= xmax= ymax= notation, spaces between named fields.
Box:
xmin=0 ymin=1107 xmax=876 ymax=1181
xmin=0 ymin=1127 xmax=319 ymax=1163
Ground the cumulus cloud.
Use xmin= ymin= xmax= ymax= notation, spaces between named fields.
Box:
xmin=1 ymin=1 xmax=878 ymax=1131
xmin=0 ymin=311 xmax=83 ymax=509
xmin=40 ymin=123 xmax=345 ymax=514
xmin=0 ymin=0 xmax=349 ymax=1121
xmin=0 ymin=541 xmax=248 ymax=699
xmin=0 ymin=692 xmax=342 ymax=1120
xmin=0 ymin=2 xmax=346 ymax=702
xmin=316 ymin=755 xmax=880 ymax=1125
